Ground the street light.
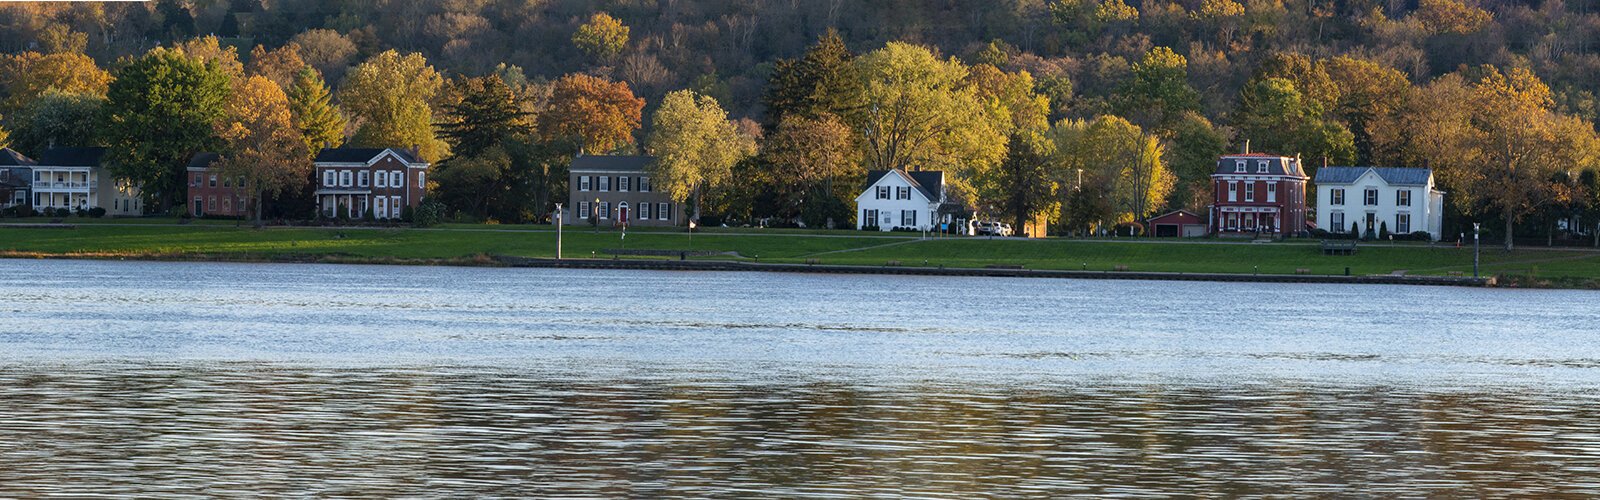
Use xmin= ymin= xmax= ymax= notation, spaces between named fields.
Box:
xmin=555 ymin=203 xmax=563 ymax=260
xmin=1473 ymin=222 xmax=1481 ymax=278
xmin=593 ymin=197 xmax=600 ymax=234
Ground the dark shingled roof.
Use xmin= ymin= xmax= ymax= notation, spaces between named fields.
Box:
xmin=35 ymin=147 xmax=107 ymax=167
xmin=864 ymin=169 xmax=945 ymax=201
xmin=570 ymin=155 xmax=654 ymax=172
xmin=314 ymin=147 xmax=421 ymax=164
xmin=187 ymin=152 xmax=220 ymax=170
xmin=1314 ymin=166 xmax=1433 ymax=186
xmin=0 ymin=147 xmax=35 ymax=166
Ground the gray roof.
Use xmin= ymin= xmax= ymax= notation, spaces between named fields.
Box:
xmin=1214 ymin=154 xmax=1307 ymax=177
xmin=865 ymin=169 xmax=944 ymax=201
xmin=0 ymin=147 xmax=35 ymax=167
xmin=314 ymin=147 xmax=422 ymax=164
xmin=187 ymin=152 xmax=220 ymax=170
xmin=1315 ymin=166 xmax=1433 ymax=186
xmin=35 ymin=147 xmax=106 ymax=167
xmin=571 ymin=155 xmax=654 ymax=173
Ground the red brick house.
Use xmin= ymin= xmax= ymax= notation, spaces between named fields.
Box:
xmin=1209 ymin=152 xmax=1308 ymax=237
xmin=313 ymin=148 xmax=429 ymax=219
xmin=186 ymin=152 xmax=251 ymax=218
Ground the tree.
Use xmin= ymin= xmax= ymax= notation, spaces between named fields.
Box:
xmin=572 ymin=12 xmax=630 ymax=62
xmin=1234 ymin=76 xmax=1355 ymax=175
xmin=851 ymin=42 xmax=1005 ymax=201
xmin=1165 ymin=111 xmax=1229 ymax=210
xmin=285 ymin=67 xmax=346 ymax=153
xmin=1115 ymin=47 xmax=1201 ymax=129
xmin=645 ymin=90 xmax=756 ymax=220
xmin=339 ymin=50 xmax=446 ymax=161
xmin=439 ymin=74 xmax=531 ymax=158
xmin=102 ymin=48 xmax=231 ymax=210
xmin=290 ymin=29 xmax=357 ymax=83
xmin=1052 ymin=115 xmax=1175 ymax=229
xmin=433 ymin=74 xmax=541 ymax=220
xmin=967 ymin=64 xmax=1050 ymax=135
xmin=175 ymin=36 xmax=245 ymax=78
xmin=539 ymin=73 xmax=644 ymax=154
xmin=8 ymin=89 xmax=105 ymax=156
xmin=992 ymin=131 xmax=1060 ymax=235
xmin=247 ymin=43 xmax=307 ymax=89
xmin=1410 ymin=0 xmax=1493 ymax=35
xmin=37 ymin=25 xmax=88 ymax=55
xmin=213 ymin=75 xmax=312 ymax=222
xmin=762 ymin=113 xmax=860 ymax=225
xmin=762 ymin=29 xmax=861 ymax=128
xmin=1323 ymin=56 xmax=1409 ymax=165
xmin=0 ymin=52 xmax=112 ymax=113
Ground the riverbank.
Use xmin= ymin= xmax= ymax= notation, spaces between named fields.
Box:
xmin=1 ymin=221 xmax=1595 ymax=288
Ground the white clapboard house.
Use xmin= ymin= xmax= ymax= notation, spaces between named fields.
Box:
xmin=1314 ymin=166 xmax=1445 ymax=240
xmin=855 ymin=169 xmax=944 ymax=231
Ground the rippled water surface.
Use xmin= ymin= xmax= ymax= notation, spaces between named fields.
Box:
xmin=2 ymin=259 xmax=1599 ymax=496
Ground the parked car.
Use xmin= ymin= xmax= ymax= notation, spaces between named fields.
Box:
xmin=974 ymin=221 xmax=1014 ymax=236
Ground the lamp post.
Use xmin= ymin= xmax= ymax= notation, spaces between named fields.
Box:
xmin=555 ymin=203 xmax=563 ymax=260
xmin=593 ymin=197 xmax=600 ymax=234
xmin=1473 ymin=222 xmax=1481 ymax=278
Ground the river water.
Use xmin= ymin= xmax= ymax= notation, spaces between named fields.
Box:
xmin=1 ymin=259 xmax=1598 ymax=496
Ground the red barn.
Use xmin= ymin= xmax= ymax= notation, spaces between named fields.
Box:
xmin=1148 ymin=209 xmax=1206 ymax=237
xmin=1210 ymin=152 xmax=1308 ymax=237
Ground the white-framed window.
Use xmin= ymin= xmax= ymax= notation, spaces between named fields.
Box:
xmin=579 ymin=201 xmax=591 ymax=218
xmin=600 ymin=176 xmax=611 ymax=192
xmin=418 ymin=172 xmax=426 ymax=189
xmin=864 ymin=209 xmax=877 ymax=226
xmin=579 ymin=176 xmax=591 ymax=191
xmin=1397 ymin=190 xmax=1411 ymax=207
xmin=876 ymin=186 xmax=889 ymax=199
xmin=658 ymin=202 xmax=669 ymax=221
xmin=339 ymin=170 xmax=351 ymax=187
xmin=1234 ymin=160 xmax=1246 ymax=173
xmin=1244 ymin=182 xmax=1256 ymax=202
xmin=376 ymin=171 xmax=387 ymax=188
xmin=223 ymin=197 xmax=232 ymax=213
xmin=1397 ymin=213 xmax=1411 ymax=234
xmin=223 ymin=176 xmax=232 ymax=188
xmin=1227 ymin=181 xmax=1238 ymax=202
xmin=358 ymin=171 xmax=369 ymax=187
xmin=390 ymin=196 xmax=401 ymax=218
xmin=1267 ymin=182 xmax=1277 ymax=202
xmin=639 ymin=177 xmax=650 ymax=192
xmin=391 ymin=171 xmax=403 ymax=188
xmin=640 ymin=201 xmax=651 ymax=220
xmin=901 ymin=209 xmax=917 ymax=226
xmin=209 ymin=174 xmax=218 ymax=187
xmin=1257 ymin=160 xmax=1269 ymax=173
xmin=618 ymin=176 xmax=629 ymax=192
xmin=1331 ymin=188 xmax=1344 ymax=206
xmin=1364 ymin=188 xmax=1378 ymax=206
xmin=324 ymin=170 xmax=335 ymax=187
xmin=208 ymin=196 xmax=216 ymax=211
xmin=599 ymin=201 xmax=610 ymax=219
xmin=897 ymin=186 xmax=910 ymax=200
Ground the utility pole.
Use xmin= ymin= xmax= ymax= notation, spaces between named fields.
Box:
xmin=555 ymin=203 xmax=563 ymax=260
xmin=1473 ymin=222 xmax=1481 ymax=278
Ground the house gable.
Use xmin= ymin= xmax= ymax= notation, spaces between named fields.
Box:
xmin=856 ymin=169 xmax=941 ymax=205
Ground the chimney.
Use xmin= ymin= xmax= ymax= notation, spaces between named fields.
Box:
xmin=1242 ymin=139 xmax=1250 ymax=155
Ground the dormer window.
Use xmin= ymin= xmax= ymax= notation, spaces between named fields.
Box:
xmin=1257 ymin=161 xmax=1269 ymax=173
xmin=1234 ymin=160 xmax=1246 ymax=173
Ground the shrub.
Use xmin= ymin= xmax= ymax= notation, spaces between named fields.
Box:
xmin=53 ymin=207 xmax=71 ymax=218
xmin=1311 ymin=228 xmax=1331 ymax=238
xmin=412 ymin=200 xmax=444 ymax=227
xmin=88 ymin=207 xmax=106 ymax=218
xmin=861 ymin=224 xmax=881 ymax=231
xmin=1379 ymin=221 xmax=1390 ymax=240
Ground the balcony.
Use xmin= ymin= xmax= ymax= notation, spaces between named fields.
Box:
xmin=33 ymin=181 xmax=96 ymax=191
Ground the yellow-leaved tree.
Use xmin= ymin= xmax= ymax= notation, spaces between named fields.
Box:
xmin=213 ymin=75 xmax=313 ymax=222
xmin=646 ymin=89 xmax=756 ymax=222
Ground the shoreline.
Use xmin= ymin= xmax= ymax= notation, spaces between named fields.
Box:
xmin=0 ymin=251 xmax=1507 ymax=288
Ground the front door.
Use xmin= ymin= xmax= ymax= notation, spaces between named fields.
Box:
xmin=1366 ymin=213 xmax=1377 ymax=235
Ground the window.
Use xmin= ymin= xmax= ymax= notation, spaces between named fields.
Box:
xmin=1227 ymin=181 xmax=1238 ymax=202
xmin=1397 ymin=213 xmax=1411 ymax=234
xmin=599 ymin=201 xmax=610 ymax=219
xmin=1364 ymin=188 xmax=1378 ymax=206
xmin=209 ymin=174 xmax=218 ymax=188
xmin=376 ymin=171 xmax=387 ymax=188
xmin=418 ymin=172 xmax=426 ymax=190
xmin=339 ymin=170 xmax=351 ymax=187
xmin=192 ymin=173 xmax=201 ymax=187
xmin=1234 ymin=160 xmax=1246 ymax=173
xmin=324 ymin=170 xmax=335 ymax=187
xmin=618 ymin=176 xmax=629 ymax=192
xmin=1244 ymin=182 xmax=1256 ymax=202
xmin=579 ymin=201 xmax=591 ymax=218
xmin=391 ymin=196 xmax=401 ymax=219
xmin=1267 ymin=182 xmax=1277 ymax=202
xmin=658 ymin=202 xmax=669 ymax=221
xmin=1397 ymin=190 xmax=1411 ymax=207
xmin=897 ymin=186 xmax=911 ymax=200
xmin=391 ymin=171 xmax=403 ymax=188
xmin=1257 ymin=161 xmax=1269 ymax=173
xmin=877 ymin=186 xmax=889 ymax=199
xmin=902 ymin=209 xmax=917 ymax=226
xmin=208 ymin=196 xmax=216 ymax=211
xmin=640 ymin=201 xmax=651 ymax=220
xmin=639 ymin=177 xmax=650 ymax=192
xmin=1331 ymin=188 xmax=1345 ymax=206
xmin=579 ymin=176 xmax=591 ymax=191
xmin=600 ymin=176 xmax=611 ymax=192
xmin=223 ymin=197 xmax=232 ymax=213
xmin=358 ymin=171 xmax=369 ymax=187
xmin=223 ymin=176 xmax=232 ymax=188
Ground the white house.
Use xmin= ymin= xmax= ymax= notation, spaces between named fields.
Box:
xmin=855 ymin=169 xmax=944 ymax=231
xmin=31 ymin=147 xmax=142 ymax=216
xmin=1314 ymin=166 xmax=1444 ymax=240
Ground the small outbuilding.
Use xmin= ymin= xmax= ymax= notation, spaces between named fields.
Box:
xmin=1148 ymin=209 xmax=1207 ymax=237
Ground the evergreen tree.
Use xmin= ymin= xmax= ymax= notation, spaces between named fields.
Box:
xmin=762 ymin=29 xmax=861 ymax=129
xmin=285 ymin=67 xmax=345 ymax=153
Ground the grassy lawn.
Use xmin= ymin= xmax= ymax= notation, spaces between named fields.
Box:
xmin=2 ymin=222 xmax=1598 ymax=282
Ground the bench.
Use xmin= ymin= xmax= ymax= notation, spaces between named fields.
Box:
xmin=1113 ymin=265 xmax=1129 ymax=272
xmin=1320 ymin=240 xmax=1357 ymax=256
xmin=805 ymin=258 xmax=820 ymax=265
xmin=885 ymin=260 xmax=902 ymax=267
xmin=1295 ymin=268 xmax=1312 ymax=275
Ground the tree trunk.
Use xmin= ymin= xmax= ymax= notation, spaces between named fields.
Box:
xmin=1504 ymin=210 xmax=1516 ymax=251
xmin=254 ymin=188 xmax=264 ymax=224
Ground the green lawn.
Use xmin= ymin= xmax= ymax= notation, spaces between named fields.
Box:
xmin=2 ymin=222 xmax=1598 ymax=282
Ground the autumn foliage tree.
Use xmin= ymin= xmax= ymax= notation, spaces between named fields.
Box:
xmin=761 ymin=113 xmax=860 ymax=226
xmin=539 ymin=73 xmax=644 ymax=154
xmin=339 ymin=50 xmax=447 ymax=161
xmin=572 ymin=12 xmax=630 ymax=62
xmin=213 ymin=75 xmax=313 ymax=222
xmin=646 ymin=89 xmax=756 ymax=220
